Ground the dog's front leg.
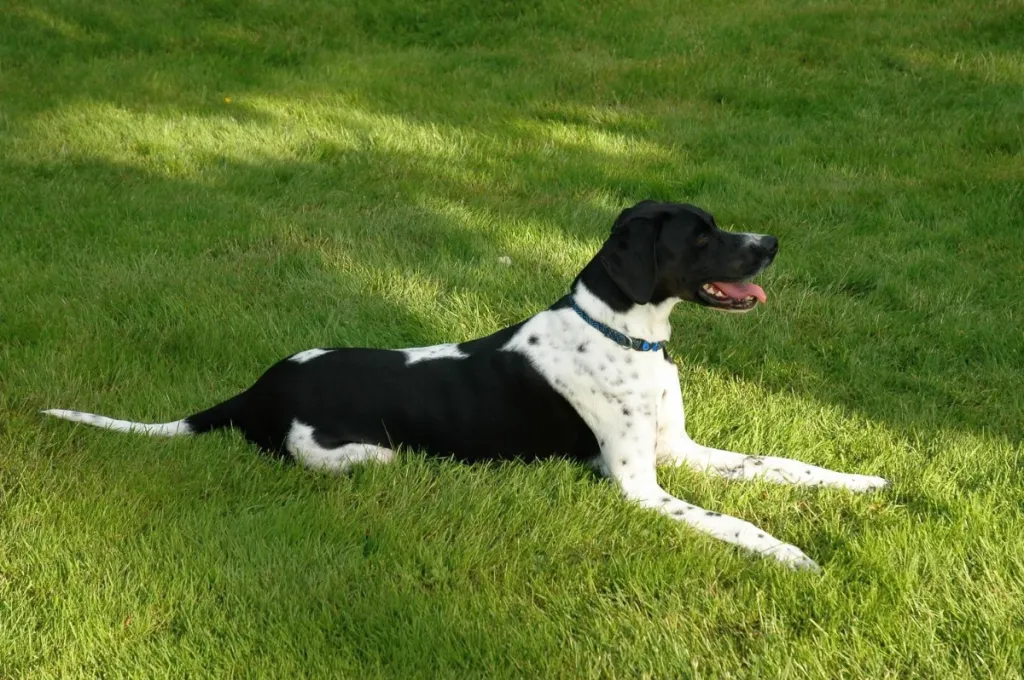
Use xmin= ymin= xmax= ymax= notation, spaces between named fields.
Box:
xmin=655 ymin=378 xmax=889 ymax=492
xmin=602 ymin=430 xmax=819 ymax=570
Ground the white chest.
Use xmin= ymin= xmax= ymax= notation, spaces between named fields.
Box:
xmin=503 ymin=308 xmax=677 ymax=451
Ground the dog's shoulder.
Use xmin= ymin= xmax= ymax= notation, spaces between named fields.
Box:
xmin=499 ymin=300 xmax=579 ymax=356
xmin=502 ymin=300 xmax=669 ymax=401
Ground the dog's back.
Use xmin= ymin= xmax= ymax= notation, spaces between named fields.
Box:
xmin=230 ymin=329 xmax=600 ymax=461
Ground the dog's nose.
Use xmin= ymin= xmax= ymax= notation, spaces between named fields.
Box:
xmin=761 ymin=235 xmax=779 ymax=257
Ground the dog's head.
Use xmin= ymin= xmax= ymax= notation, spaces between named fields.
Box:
xmin=598 ymin=200 xmax=778 ymax=312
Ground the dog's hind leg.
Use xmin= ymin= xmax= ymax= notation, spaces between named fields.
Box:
xmin=284 ymin=421 xmax=393 ymax=473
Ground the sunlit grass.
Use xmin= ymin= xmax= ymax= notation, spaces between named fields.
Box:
xmin=2 ymin=0 xmax=1023 ymax=676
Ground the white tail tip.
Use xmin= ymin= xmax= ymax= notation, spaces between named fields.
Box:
xmin=42 ymin=409 xmax=192 ymax=437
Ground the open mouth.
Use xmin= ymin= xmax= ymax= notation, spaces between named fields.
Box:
xmin=698 ymin=281 xmax=767 ymax=312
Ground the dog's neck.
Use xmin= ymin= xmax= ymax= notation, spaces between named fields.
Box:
xmin=570 ymin=260 xmax=678 ymax=342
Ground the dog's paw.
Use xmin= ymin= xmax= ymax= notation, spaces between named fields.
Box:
xmin=767 ymin=543 xmax=821 ymax=571
xmin=841 ymin=474 xmax=891 ymax=493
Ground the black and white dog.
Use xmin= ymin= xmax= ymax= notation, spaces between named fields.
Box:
xmin=45 ymin=200 xmax=888 ymax=569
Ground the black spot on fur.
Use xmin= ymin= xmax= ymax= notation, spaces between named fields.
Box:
xmin=673 ymin=509 xmax=685 ymax=516
xmin=631 ymin=372 xmax=639 ymax=380
xmin=577 ymin=344 xmax=587 ymax=353
xmin=734 ymin=531 xmax=740 ymax=538
xmin=753 ymin=459 xmax=764 ymax=466
xmin=625 ymin=356 xmax=633 ymax=365
xmin=705 ymin=511 xmax=721 ymax=517
xmin=661 ymin=497 xmax=671 ymax=504
xmin=757 ymin=533 xmax=765 ymax=539
xmin=622 ymin=407 xmax=631 ymax=416
xmin=806 ymin=469 xmax=812 ymax=475
xmin=620 ymin=458 xmax=629 ymax=466
xmin=528 ymin=335 xmax=539 ymax=345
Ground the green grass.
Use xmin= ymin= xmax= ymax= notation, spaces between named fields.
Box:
xmin=2 ymin=0 xmax=1023 ymax=676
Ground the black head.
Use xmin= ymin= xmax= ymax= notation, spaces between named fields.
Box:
xmin=596 ymin=200 xmax=778 ymax=312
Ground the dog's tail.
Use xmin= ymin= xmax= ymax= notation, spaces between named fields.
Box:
xmin=42 ymin=393 xmax=246 ymax=438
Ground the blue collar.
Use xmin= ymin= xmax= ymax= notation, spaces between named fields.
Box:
xmin=568 ymin=297 xmax=666 ymax=352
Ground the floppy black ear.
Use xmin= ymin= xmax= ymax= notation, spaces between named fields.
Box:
xmin=600 ymin=214 xmax=662 ymax=304
xmin=611 ymin=200 xmax=660 ymax=233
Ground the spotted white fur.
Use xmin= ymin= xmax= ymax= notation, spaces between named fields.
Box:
xmin=402 ymin=343 xmax=467 ymax=365
xmin=289 ymin=348 xmax=332 ymax=364
xmin=41 ymin=409 xmax=192 ymax=436
xmin=500 ymin=282 xmax=887 ymax=570
xmin=652 ymin=359 xmax=889 ymax=491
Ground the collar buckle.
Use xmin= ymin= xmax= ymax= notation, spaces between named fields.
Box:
xmin=569 ymin=296 xmax=665 ymax=354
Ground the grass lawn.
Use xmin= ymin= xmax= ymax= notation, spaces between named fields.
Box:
xmin=2 ymin=0 xmax=1023 ymax=676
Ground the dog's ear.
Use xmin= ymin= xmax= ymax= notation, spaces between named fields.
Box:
xmin=610 ymin=200 xmax=660 ymax=234
xmin=600 ymin=211 xmax=664 ymax=304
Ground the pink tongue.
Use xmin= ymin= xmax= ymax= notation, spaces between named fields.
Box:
xmin=713 ymin=281 xmax=767 ymax=304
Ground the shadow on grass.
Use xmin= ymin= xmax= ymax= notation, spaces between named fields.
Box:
xmin=3 ymin=0 xmax=1022 ymax=446
xmin=5 ymin=141 xmax=1022 ymax=451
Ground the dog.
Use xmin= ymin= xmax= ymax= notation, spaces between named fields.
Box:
xmin=44 ymin=200 xmax=889 ymax=569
